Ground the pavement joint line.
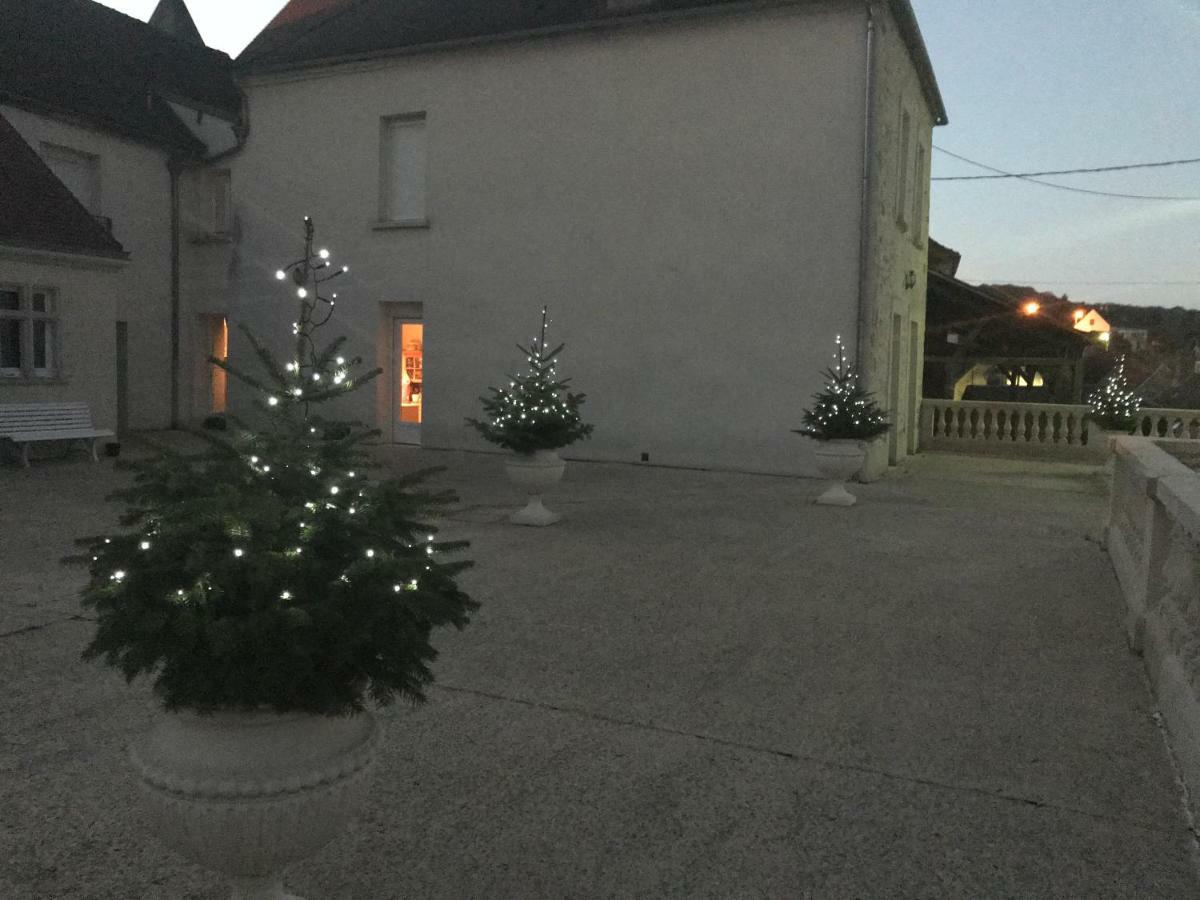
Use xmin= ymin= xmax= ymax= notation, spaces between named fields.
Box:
xmin=0 ymin=614 xmax=93 ymax=640
xmin=433 ymin=681 xmax=1185 ymax=839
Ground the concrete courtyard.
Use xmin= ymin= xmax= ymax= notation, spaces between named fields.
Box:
xmin=1 ymin=442 xmax=1198 ymax=898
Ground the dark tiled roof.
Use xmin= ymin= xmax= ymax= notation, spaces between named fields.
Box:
xmin=0 ymin=0 xmax=240 ymax=154
xmin=237 ymin=0 xmax=946 ymax=122
xmin=0 ymin=112 xmax=128 ymax=259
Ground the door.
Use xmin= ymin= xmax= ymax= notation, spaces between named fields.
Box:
xmin=391 ymin=319 xmax=423 ymax=443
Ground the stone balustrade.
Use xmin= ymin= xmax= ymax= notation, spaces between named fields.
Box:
xmin=1107 ymin=436 xmax=1200 ymax=808
xmin=919 ymin=399 xmax=1101 ymax=461
xmin=1133 ymin=408 xmax=1200 ymax=440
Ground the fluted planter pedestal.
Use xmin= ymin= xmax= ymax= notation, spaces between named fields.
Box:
xmin=505 ymin=449 xmax=566 ymax=526
xmin=812 ymin=439 xmax=866 ymax=506
xmin=131 ymin=710 xmax=382 ymax=900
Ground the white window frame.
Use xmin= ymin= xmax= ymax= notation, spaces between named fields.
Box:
xmin=377 ymin=112 xmax=429 ymax=228
xmin=0 ymin=284 xmax=61 ymax=381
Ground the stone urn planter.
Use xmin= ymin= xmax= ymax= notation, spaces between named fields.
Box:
xmin=812 ymin=439 xmax=866 ymax=507
xmin=130 ymin=710 xmax=382 ymax=900
xmin=505 ymin=449 xmax=566 ymax=526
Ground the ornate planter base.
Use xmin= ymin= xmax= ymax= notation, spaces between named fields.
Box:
xmin=131 ymin=710 xmax=381 ymax=900
xmin=812 ymin=440 xmax=866 ymax=507
xmin=505 ymin=450 xmax=566 ymax=526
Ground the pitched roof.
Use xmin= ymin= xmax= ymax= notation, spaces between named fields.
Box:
xmin=0 ymin=0 xmax=240 ymax=154
xmin=238 ymin=0 xmax=946 ymax=122
xmin=0 ymin=112 xmax=128 ymax=260
xmin=148 ymin=0 xmax=205 ymax=47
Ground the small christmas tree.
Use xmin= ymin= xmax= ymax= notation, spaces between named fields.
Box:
xmin=1088 ymin=355 xmax=1141 ymax=431
xmin=467 ymin=306 xmax=594 ymax=454
xmin=73 ymin=218 xmax=476 ymax=715
xmin=795 ymin=335 xmax=891 ymax=441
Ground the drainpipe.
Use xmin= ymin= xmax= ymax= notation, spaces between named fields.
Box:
xmin=169 ymin=156 xmax=182 ymax=429
xmin=855 ymin=4 xmax=877 ymax=379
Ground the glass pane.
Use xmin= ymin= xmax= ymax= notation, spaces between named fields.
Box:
xmin=0 ymin=319 xmax=21 ymax=371
xmin=399 ymin=322 xmax=423 ymax=424
xmin=0 ymin=289 xmax=17 ymax=311
xmin=32 ymin=292 xmax=47 ymax=313
xmin=33 ymin=320 xmax=50 ymax=372
xmin=385 ymin=118 xmax=427 ymax=221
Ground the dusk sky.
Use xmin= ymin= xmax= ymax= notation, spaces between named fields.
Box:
xmin=101 ymin=0 xmax=1200 ymax=310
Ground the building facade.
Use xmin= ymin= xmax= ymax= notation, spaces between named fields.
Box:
xmin=228 ymin=0 xmax=945 ymax=477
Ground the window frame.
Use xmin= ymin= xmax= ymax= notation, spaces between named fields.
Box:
xmin=210 ymin=169 xmax=232 ymax=236
xmin=377 ymin=111 xmax=429 ymax=228
xmin=0 ymin=283 xmax=61 ymax=381
xmin=911 ymin=141 xmax=927 ymax=248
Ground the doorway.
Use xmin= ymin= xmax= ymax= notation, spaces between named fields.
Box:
xmin=391 ymin=319 xmax=423 ymax=443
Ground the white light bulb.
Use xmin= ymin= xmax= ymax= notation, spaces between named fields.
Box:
xmin=336 ymin=357 xmax=345 ymax=365
xmin=233 ymin=548 xmax=244 ymax=558
xmin=297 ymin=288 xmax=308 ymax=299
xmin=275 ymin=269 xmax=286 ymax=280
xmin=393 ymin=584 xmax=402 ymax=593
xmin=268 ymin=396 xmax=279 ymax=406
xmin=139 ymin=541 xmax=151 ymax=550
xmin=292 ymin=388 xmax=303 ymax=397
xmin=341 ymin=265 xmax=349 ymax=273
xmin=280 ymin=590 xmax=292 ymax=600
xmin=330 ymin=486 xmax=340 ymax=495
xmin=319 ymin=248 xmax=330 ymax=260
xmin=111 ymin=570 xmax=126 ymax=581
xmin=348 ymin=471 xmax=356 ymax=478
xmin=365 ymin=549 xmax=375 ymax=558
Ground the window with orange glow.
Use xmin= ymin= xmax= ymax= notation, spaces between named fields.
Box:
xmin=399 ymin=323 xmax=422 ymax=423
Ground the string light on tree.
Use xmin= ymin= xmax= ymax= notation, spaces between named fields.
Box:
xmin=1087 ymin=355 xmax=1142 ymax=431
xmin=794 ymin=335 xmax=891 ymax=441
xmin=73 ymin=217 xmax=477 ymax=715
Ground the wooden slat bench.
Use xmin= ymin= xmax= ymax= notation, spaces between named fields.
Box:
xmin=0 ymin=402 xmax=115 ymax=467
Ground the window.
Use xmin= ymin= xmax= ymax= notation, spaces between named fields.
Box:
xmin=210 ymin=170 xmax=232 ymax=235
xmin=41 ymin=143 xmax=101 ymax=215
xmin=912 ymin=142 xmax=927 ymax=246
xmin=379 ymin=113 xmax=428 ymax=225
xmin=0 ymin=285 xmax=58 ymax=379
xmin=895 ymin=109 xmax=911 ymax=231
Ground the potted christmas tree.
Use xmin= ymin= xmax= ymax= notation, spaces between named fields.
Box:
xmin=793 ymin=335 xmax=890 ymax=506
xmin=72 ymin=218 xmax=476 ymax=900
xmin=467 ymin=307 xmax=593 ymax=525
xmin=1087 ymin=355 xmax=1142 ymax=446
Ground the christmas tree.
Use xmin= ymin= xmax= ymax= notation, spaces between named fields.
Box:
xmin=467 ymin=306 xmax=594 ymax=454
xmin=1087 ymin=355 xmax=1141 ymax=431
xmin=795 ymin=335 xmax=891 ymax=441
xmin=74 ymin=218 xmax=476 ymax=715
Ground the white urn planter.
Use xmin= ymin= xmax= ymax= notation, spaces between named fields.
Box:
xmin=131 ymin=710 xmax=382 ymax=900
xmin=812 ymin=439 xmax=866 ymax=507
xmin=505 ymin=449 xmax=566 ymax=526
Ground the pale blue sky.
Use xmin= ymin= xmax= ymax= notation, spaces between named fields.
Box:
xmin=101 ymin=0 xmax=1200 ymax=309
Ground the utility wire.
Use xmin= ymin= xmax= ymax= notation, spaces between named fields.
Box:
xmin=968 ymin=280 xmax=1200 ymax=287
xmin=932 ymin=147 xmax=1200 ymax=201
xmin=934 ymin=154 xmax=1200 ymax=181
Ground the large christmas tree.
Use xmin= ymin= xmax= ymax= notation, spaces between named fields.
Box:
xmin=795 ymin=335 xmax=890 ymax=441
xmin=467 ymin=306 xmax=593 ymax=454
xmin=75 ymin=218 xmax=476 ymax=715
xmin=1087 ymin=355 xmax=1141 ymax=431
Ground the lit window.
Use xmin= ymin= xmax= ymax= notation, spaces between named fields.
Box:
xmin=0 ymin=286 xmax=58 ymax=379
xmin=379 ymin=113 xmax=427 ymax=224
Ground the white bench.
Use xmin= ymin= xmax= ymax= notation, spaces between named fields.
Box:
xmin=0 ymin=402 xmax=115 ymax=467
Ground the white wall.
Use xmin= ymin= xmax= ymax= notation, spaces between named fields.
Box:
xmin=230 ymin=6 xmax=872 ymax=475
xmin=0 ymin=104 xmax=175 ymax=430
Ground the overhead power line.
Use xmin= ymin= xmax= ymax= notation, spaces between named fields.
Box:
xmin=933 ymin=154 xmax=1200 ymax=181
xmin=968 ymin=280 xmax=1200 ymax=287
xmin=932 ymin=147 xmax=1200 ymax=201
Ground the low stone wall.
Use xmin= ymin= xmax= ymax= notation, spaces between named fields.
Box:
xmin=1107 ymin=436 xmax=1200 ymax=808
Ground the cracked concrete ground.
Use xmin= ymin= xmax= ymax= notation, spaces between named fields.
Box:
xmin=1 ymin=439 xmax=1198 ymax=898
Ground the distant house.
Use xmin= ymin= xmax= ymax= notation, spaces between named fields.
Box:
xmin=924 ymin=241 xmax=1091 ymax=403
xmin=1073 ymin=308 xmax=1112 ymax=339
xmin=226 ymin=0 xmax=947 ymax=477
xmin=0 ymin=0 xmax=241 ymax=437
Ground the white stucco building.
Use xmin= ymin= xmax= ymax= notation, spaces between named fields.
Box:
xmin=0 ymin=0 xmax=241 ymax=438
xmin=226 ymin=0 xmax=946 ymax=478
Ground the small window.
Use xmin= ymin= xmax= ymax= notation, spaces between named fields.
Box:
xmin=912 ymin=142 xmax=927 ymax=246
xmin=896 ymin=109 xmax=911 ymax=231
xmin=0 ymin=286 xmax=59 ymax=379
xmin=379 ymin=113 xmax=428 ymax=224
xmin=211 ymin=170 xmax=232 ymax=235
xmin=42 ymin=143 xmax=101 ymax=215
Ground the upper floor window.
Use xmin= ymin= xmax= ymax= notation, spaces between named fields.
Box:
xmin=912 ymin=142 xmax=927 ymax=246
xmin=41 ymin=143 xmax=101 ymax=216
xmin=895 ymin=109 xmax=912 ymax=232
xmin=379 ymin=113 xmax=428 ymax=226
xmin=210 ymin=169 xmax=232 ymax=235
xmin=0 ymin=285 xmax=59 ymax=380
